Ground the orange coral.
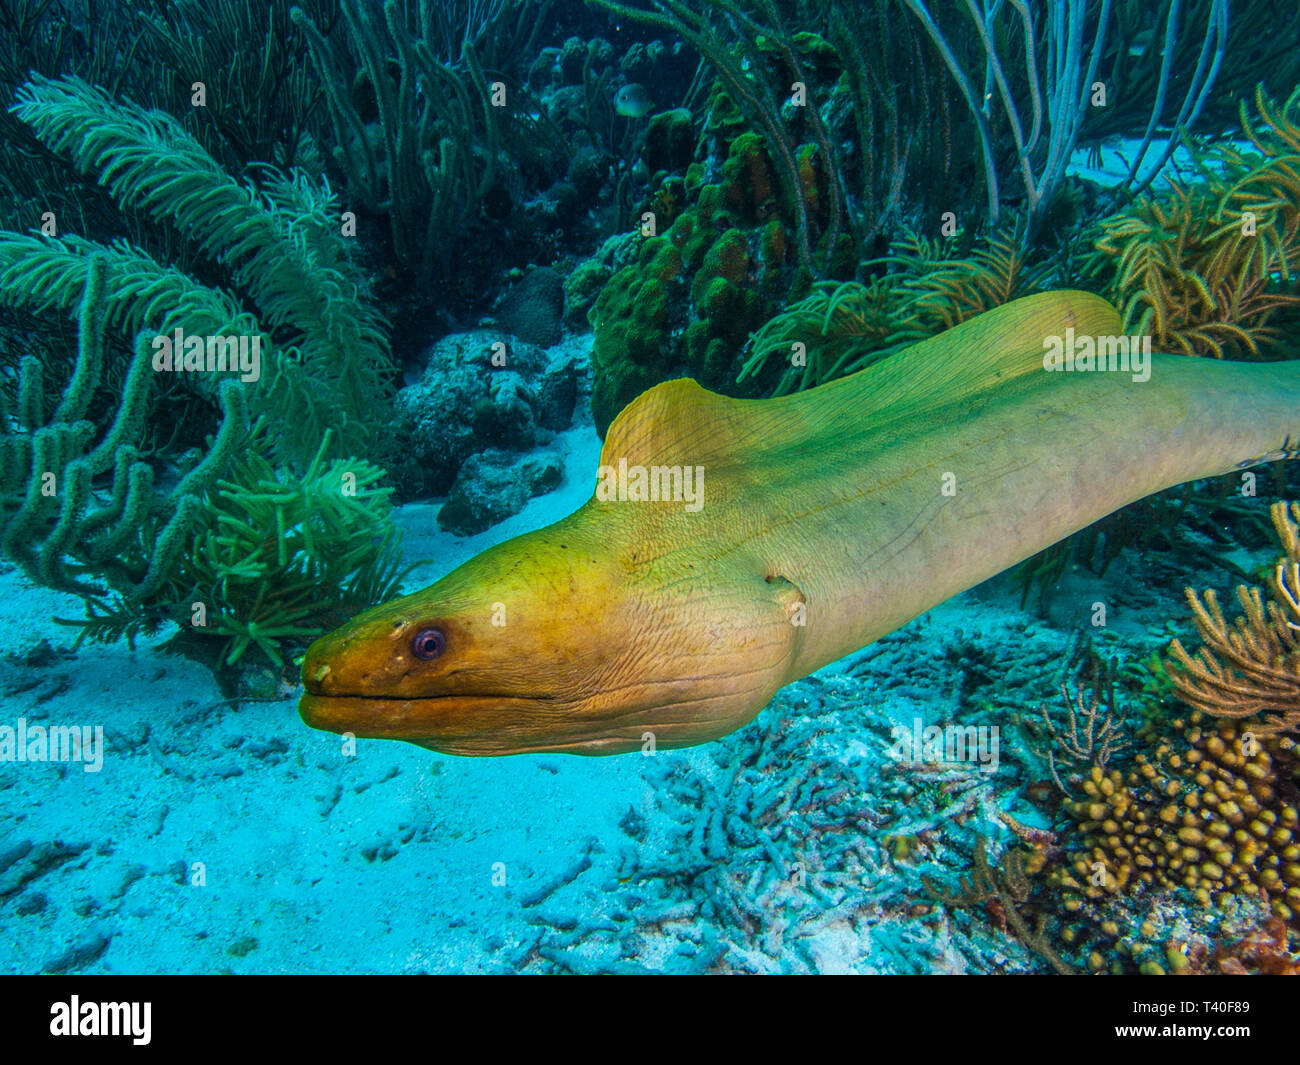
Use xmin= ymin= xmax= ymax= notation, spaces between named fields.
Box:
xmin=1166 ymin=500 xmax=1300 ymax=736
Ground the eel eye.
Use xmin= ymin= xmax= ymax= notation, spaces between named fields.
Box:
xmin=411 ymin=628 xmax=445 ymax=660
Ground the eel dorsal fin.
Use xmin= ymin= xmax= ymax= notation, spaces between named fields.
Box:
xmin=817 ymin=288 xmax=1125 ymax=425
xmin=753 ymin=288 xmax=1128 ymax=451
xmin=598 ymin=290 xmax=1125 ymax=468
xmin=600 ymin=377 xmax=749 ymax=468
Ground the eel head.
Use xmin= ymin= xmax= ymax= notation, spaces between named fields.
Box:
xmin=298 ymin=502 xmax=802 ymax=756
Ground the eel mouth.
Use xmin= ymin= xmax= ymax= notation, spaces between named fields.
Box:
xmin=299 ymin=686 xmax=595 ymax=754
xmin=298 ymin=690 xmax=550 ymax=740
xmin=297 ymin=690 xmax=664 ymax=756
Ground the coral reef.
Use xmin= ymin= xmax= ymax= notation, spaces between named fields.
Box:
xmin=1031 ymin=658 xmax=1131 ymax=797
xmin=0 ymin=255 xmax=244 ymax=606
xmin=1053 ymin=716 xmax=1300 ymax=925
xmin=592 ymin=0 xmax=1250 ymax=253
xmin=900 ymin=0 xmax=1229 ymax=230
xmin=0 ymin=252 xmax=405 ymax=669
xmin=502 ymin=678 xmax=981 ymax=974
xmin=590 ymin=0 xmax=984 ymax=264
xmin=393 ymin=332 xmax=584 ymax=501
xmin=0 ymin=73 xmax=405 ymax=669
xmin=578 ymin=5 xmax=1299 ymax=436
xmin=1082 ymin=1 xmax=1300 ymax=146
xmin=587 ymin=129 xmax=844 ymax=433
xmin=939 ymin=642 xmax=1300 ymax=975
xmin=293 ymin=0 xmax=568 ymax=295
xmin=3 ymin=73 xmax=393 ymax=468
xmin=1167 ymin=500 xmax=1300 ymax=736
xmin=6 ymin=0 xmax=1300 ymax=982
xmin=1087 ymin=87 xmax=1300 ymax=360
xmin=165 ymin=433 xmax=409 ymax=668
xmin=739 ymin=224 xmax=1046 ymax=394
xmin=925 ymin=835 xmax=1075 ymax=974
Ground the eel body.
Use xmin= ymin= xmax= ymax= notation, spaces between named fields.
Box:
xmin=299 ymin=291 xmax=1300 ymax=756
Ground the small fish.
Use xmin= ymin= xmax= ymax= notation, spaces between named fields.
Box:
xmin=614 ymin=83 xmax=653 ymax=118
xmin=1127 ymin=28 xmax=1155 ymax=57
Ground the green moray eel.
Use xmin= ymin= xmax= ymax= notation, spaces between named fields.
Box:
xmin=299 ymin=291 xmax=1300 ymax=756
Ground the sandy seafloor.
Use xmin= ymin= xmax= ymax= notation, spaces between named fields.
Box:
xmin=0 ymin=142 xmax=1272 ymax=975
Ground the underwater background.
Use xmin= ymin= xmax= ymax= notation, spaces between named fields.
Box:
xmin=1 ymin=0 xmax=1300 ymax=975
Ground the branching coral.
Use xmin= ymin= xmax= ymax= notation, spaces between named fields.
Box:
xmin=48 ymin=426 xmax=411 ymax=670
xmin=992 ymin=502 xmax=1300 ymax=969
xmin=0 ymin=232 xmax=264 ymax=406
xmin=4 ymin=73 xmax=393 ymax=467
xmin=0 ymin=72 xmax=408 ymax=670
xmin=902 ymin=0 xmax=1240 ymax=228
xmin=293 ymin=0 xmax=564 ymax=287
xmin=1087 ymin=87 xmax=1300 ymax=360
xmin=1166 ymin=500 xmax=1300 ymax=736
xmin=0 ymin=0 xmax=337 ymax=204
xmin=1031 ymin=657 xmax=1132 ymax=797
xmin=947 ymin=680 xmax=1300 ymax=970
xmin=887 ymin=225 xmax=1051 ymax=329
xmin=138 ymin=0 xmax=329 ymax=172
xmin=1082 ymin=0 xmax=1300 ymax=149
xmin=1 ymin=264 xmax=406 ymax=669
xmin=0 ymin=0 xmax=159 ymax=239
xmin=0 ymin=255 xmax=245 ymax=608
xmin=739 ymin=223 xmax=1047 ymax=394
xmin=924 ymin=835 xmax=1076 ymax=974
xmin=739 ymin=277 xmax=921 ymax=395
